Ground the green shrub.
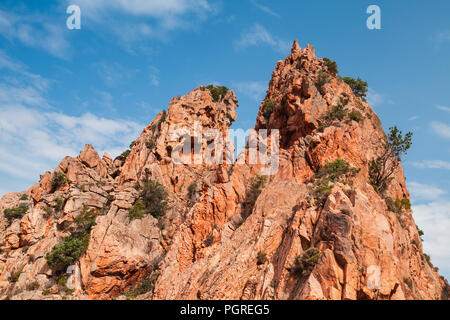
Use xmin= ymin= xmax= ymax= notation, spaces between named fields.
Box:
xmin=262 ymin=99 xmax=275 ymax=120
xmin=43 ymin=206 xmax=53 ymax=217
xmin=317 ymin=159 xmax=360 ymax=182
xmin=4 ymin=204 xmax=28 ymax=223
xmin=20 ymin=194 xmax=28 ymax=201
xmin=187 ymin=181 xmax=197 ymax=200
xmin=242 ymin=175 xmax=267 ymax=219
xmin=292 ymin=248 xmax=320 ymax=277
xmin=315 ymin=70 xmax=330 ymax=94
xmin=119 ymin=149 xmax=131 ymax=161
xmin=42 ymin=289 xmax=51 ymax=296
xmin=323 ymin=104 xmax=348 ymax=122
xmin=417 ymin=225 xmax=424 ymax=240
xmin=45 ymin=208 xmax=96 ymax=274
xmin=203 ymin=233 xmax=215 ymax=247
xmin=45 ymin=234 xmax=90 ymax=274
xmin=27 ymin=281 xmax=40 ymax=291
xmin=146 ymin=139 xmax=155 ymax=150
xmin=323 ymin=58 xmax=338 ymax=76
xmin=9 ymin=271 xmax=21 ymax=283
xmin=159 ymin=110 xmax=167 ymax=125
xmin=123 ymin=270 xmax=160 ymax=298
xmin=311 ymin=183 xmax=333 ymax=205
xmin=50 ymin=172 xmax=68 ymax=193
xmin=55 ymin=197 xmax=64 ymax=211
xmin=348 ymin=110 xmax=363 ymax=122
xmin=369 ymin=126 xmax=412 ymax=194
xmin=206 ymin=85 xmax=228 ymax=102
xmin=256 ymin=251 xmax=268 ymax=265
xmin=423 ymin=253 xmax=434 ymax=268
xmin=343 ymin=77 xmax=368 ymax=100
xmin=129 ymin=141 xmax=136 ymax=149
xmin=403 ymin=278 xmax=413 ymax=290
xmin=311 ymin=159 xmax=359 ymax=206
xmin=129 ymin=180 xmax=169 ymax=220
xmin=385 ymin=197 xmax=411 ymax=214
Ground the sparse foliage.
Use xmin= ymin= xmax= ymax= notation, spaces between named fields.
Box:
xmin=348 ymin=110 xmax=363 ymax=122
xmin=311 ymin=159 xmax=360 ymax=206
xmin=129 ymin=180 xmax=169 ymax=220
xmin=207 ymin=85 xmax=228 ymax=102
xmin=45 ymin=208 xmax=97 ymax=274
xmin=257 ymin=251 xmax=268 ymax=265
xmin=262 ymin=99 xmax=275 ymax=120
xmin=187 ymin=181 xmax=197 ymax=200
xmin=242 ymin=175 xmax=267 ymax=219
xmin=315 ymin=70 xmax=330 ymax=94
xmin=292 ymin=248 xmax=320 ymax=277
xmin=343 ymin=77 xmax=368 ymax=100
xmin=369 ymin=126 xmax=413 ymax=194
xmin=323 ymin=58 xmax=338 ymax=76
xmin=203 ymin=233 xmax=214 ymax=247
xmin=50 ymin=172 xmax=68 ymax=193
xmin=3 ymin=204 xmax=28 ymax=224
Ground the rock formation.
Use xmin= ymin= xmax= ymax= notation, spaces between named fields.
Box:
xmin=0 ymin=40 xmax=448 ymax=300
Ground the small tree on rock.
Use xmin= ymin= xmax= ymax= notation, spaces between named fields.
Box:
xmin=369 ymin=126 xmax=412 ymax=194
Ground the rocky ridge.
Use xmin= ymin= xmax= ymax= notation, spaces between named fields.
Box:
xmin=0 ymin=40 xmax=448 ymax=300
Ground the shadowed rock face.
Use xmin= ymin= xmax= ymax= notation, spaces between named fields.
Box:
xmin=0 ymin=41 xmax=448 ymax=300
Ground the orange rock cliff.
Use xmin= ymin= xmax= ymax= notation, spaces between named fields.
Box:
xmin=0 ymin=40 xmax=448 ymax=300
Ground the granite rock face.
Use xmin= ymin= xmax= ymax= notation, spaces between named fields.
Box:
xmin=0 ymin=41 xmax=448 ymax=300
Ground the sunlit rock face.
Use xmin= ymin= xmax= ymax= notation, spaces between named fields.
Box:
xmin=0 ymin=41 xmax=448 ymax=300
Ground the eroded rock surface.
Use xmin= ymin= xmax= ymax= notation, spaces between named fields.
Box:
xmin=0 ymin=41 xmax=448 ymax=300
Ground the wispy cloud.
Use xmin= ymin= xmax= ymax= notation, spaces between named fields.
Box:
xmin=407 ymin=181 xmax=446 ymax=202
xmin=0 ymin=105 xmax=142 ymax=178
xmin=437 ymin=105 xmax=450 ymax=113
xmin=413 ymin=201 xmax=450 ymax=274
xmin=233 ymin=81 xmax=267 ymax=101
xmin=71 ymin=0 xmax=213 ymax=46
xmin=0 ymin=9 xmax=70 ymax=59
xmin=0 ymin=53 xmax=143 ymax=188
xmin=235 ymin=23 xmax=290 ymax=53
xmin=367 ymin=88 xmax=393 ymax=107
xmin=250 ymin=0 xmax=279 ymax=17
xmin=413 ymin=160 xmax=450 ymax=170
xmin=436 ymin=31 xmax=450 ymax=42
xmin=430 ymin=121 xmax=450 ymax=139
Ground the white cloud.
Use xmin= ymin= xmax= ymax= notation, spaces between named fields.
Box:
xmin=437 ymin=105 xmax=450 ymax=113
xmin=407 ymin=182 xmax=446 ymax=202
xmin=149 ymin=66 xmax=160 ymax=86
xmin=431 ymin=121 xmax=450 ymax=139
xmin=0 ymin=105 xmax=142 ymax=179
xmin=0 ymin=10 xmax=70 ymax=59
xmin=412 ymin=201 xmax=450 ymax=275
xmin=413 ymin=160 xmax=450 ymax=170
xmin=409 ymin=116 xmax=419 ymax=121
xmin=235 ymin=24 xmax=290 ymax=53
xmin=437 ymin=31 xmax=450 ymax=42
xmin=73 ymin=0 xmax=210 ymax=18
xmin=250 ymin=0 xmax=279 ymax=17
xmin=0 ymin=54 xmax=143 ymax=189
xmin=233 ymin=81 xmax=267 ymax=101
xmin=71 ymin=0 xmax=212 ymax=45
xmin=366 ymin=88 xmax=393 ymax=107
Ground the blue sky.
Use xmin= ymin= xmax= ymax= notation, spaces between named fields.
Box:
xmin=0 ymin=0 xmax=449 ymax=278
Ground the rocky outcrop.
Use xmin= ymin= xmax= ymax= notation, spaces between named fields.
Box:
xmin=0 ymin=41 xmax=448 ymax=300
